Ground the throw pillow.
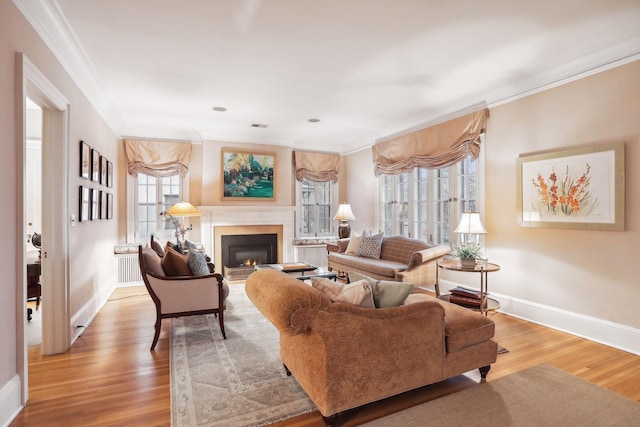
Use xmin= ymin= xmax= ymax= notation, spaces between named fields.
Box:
xmin=345 ymin=232 xmax=361 ymax=254
xmin=161 ymin=247 xmax=191 ymax=276
xmin=184 ymin=239 xmax=198 ymax=250
xmin=354 ymin=232 xmax=384 ymax=259
xmin=374 ymin=281 xmax=415 ymax=308
xmin=186 ymin=249 xmax=210 ymax=276
xmin=348 ymin=272 xmax=414 ymax=308
xmin=150 ymin=238 xmax=165 ymax=258
xmin=311 ymin=277 xmax=375 ymax=308
xmin=348 ymin=271 xmax=378 ymax=288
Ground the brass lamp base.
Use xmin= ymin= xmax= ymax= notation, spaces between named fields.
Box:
xmin=338 ymin=221 xmax=351 ymax=239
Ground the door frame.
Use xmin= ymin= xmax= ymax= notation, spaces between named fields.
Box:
xmin=17 ymin=53 xmax=71 ymax=403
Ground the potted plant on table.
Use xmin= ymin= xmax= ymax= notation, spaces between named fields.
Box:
xmin=452 ymin=243 xmax=482 ymax=269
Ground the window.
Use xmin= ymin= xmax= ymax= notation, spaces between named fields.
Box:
xmin=379 ymin=155 xmax=480 ymax=245
xmin=297 ymin=178 xmax=336 ymax=237
xmin=136 ymin=173 xmax=182 ymax=243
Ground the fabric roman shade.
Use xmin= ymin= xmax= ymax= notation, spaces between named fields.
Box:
xmin=372 ymin=109 xmax=489 ymax=176
xmin=124 ymin=139 xmax=192 ymax=178
xmin=293 ymin=151 xmax=340 ymax=183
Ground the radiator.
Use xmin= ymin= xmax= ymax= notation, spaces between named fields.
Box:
xmin=293 ymin=244 xmax=327 ymax=268
xmin=115 ymin=253 xmax=143 ymax=285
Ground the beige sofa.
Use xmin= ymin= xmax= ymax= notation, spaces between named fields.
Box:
xmin=246 ymin=269 xmax=498 ymax=426
xmin=328 ymin=235 xmax=451 ymax=287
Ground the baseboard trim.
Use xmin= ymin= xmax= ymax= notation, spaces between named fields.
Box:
xmin=437 ymin=279 xmax=640 ymax=356
xmin=70 ymin=277 xmax=117 ymax=345
xmin=0 ymin=375 xmax=23 ymax=427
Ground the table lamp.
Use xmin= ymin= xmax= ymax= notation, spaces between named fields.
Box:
xmin=164 ymin=201 xmax=201 ymax=247
xmin=333 ymin=203 xmax=356 ymax=238
xmin=454 ymin=212 xmax=487 ymax=246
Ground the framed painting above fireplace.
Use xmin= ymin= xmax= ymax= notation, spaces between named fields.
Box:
xmin=222 ymin=149 xmax=275 ymax=200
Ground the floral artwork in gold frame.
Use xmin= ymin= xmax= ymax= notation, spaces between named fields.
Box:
xmin=516 ymin=141 xmax=624 ymax=230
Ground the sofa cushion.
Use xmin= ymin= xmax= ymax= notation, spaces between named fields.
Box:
xmin=184 ymin=239 xmax=198 ymax=250
xmin=345 ymin=233 xmax=361 ymax=254
xmin=161 ymin=247 xmax=191 ymax=276
xmin=311 ymin=277 xmax=375 ymax=308
xmin=355 ymin=232 xmax=384 ymax=258
xmin=437 ymin=300 xmax=496 ymax=353
xmin=330 ymin=253 xmax=406 ymax=279
xmin=186 ymin=249 xmax=210 ymax=276
xmin=349 ymin=272 xmax=414 ymax=308
xmin=141 ymin=248 xmax=165 ymax=277
xmin=150 ymin=239 xmax=165 ymax=258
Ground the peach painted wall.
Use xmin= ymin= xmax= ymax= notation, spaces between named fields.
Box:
xmin=342 ymin=147 xmax=378 ymax=234
xmin=483 ymin=60 xmax=639 ymax=328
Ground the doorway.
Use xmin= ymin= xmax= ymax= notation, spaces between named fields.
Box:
xmin=25 ymin=97 xmax=43 ymax=347
xmin=18 ymin=53 xmax=71 ymax=404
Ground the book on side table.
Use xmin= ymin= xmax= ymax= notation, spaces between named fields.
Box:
xmin=448 ymin=286 xmax=486 ymax=308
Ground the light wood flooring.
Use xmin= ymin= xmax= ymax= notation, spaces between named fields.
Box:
xmin=11 ymin=284 xmax=640 ymax=426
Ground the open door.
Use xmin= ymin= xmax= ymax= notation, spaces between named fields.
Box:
xmin=17 ymin=53 xmax=70 ymax=404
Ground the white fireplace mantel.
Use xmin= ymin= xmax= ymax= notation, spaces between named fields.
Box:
xmin=198 ymin=206 xmax=296 ymax=264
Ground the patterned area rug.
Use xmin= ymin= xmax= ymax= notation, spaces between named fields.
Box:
xmin=171 ymin=284 xmax=316 ymax=427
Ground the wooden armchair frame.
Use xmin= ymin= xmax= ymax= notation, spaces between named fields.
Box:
xmin=138 ymin=245 xmax=227 ymax=350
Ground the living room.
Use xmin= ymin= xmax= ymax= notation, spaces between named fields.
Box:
xmin=2 ymin=0 xmax=639 ymax=425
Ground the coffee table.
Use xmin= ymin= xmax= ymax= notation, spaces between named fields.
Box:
xmin=254 ymin=263 xmax=338 ymax=281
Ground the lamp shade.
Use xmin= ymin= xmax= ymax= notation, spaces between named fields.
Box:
xmin=454 ymin=212 xmax=487 ymax=234
xmin=166 ymin=201 xmax=201 ymax=217
xmin=333 ymin=204 xmax=356 ymax=221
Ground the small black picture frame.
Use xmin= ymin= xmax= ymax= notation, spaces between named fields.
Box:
xmin=107 ymin=161 xmax=113 ymax=188
xmin=107 ymin=193 xmax=113 ymax=219
xmin=100 ymin=156 xmax=108 ymax=186
xmin=100 ymin=190 xmax=107 ymax=219
xmin=91 ymin=149 xmax=100 ymax=182
xmin=80 ymin=141 xmax=90 ymax=179
xmin=90 ymin=188 xmax=99 ymax=220
xmin=79 ymin=186 xmax=90 ymax=222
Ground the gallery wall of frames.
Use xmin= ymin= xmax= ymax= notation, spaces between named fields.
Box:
xmin=78 ymin=140 xmax=113 ymax=222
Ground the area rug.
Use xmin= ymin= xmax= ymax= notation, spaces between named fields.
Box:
xmin=362 ymin=364 xmax=640 ymax=426
xmin=171 ymin=284 xmax=316 ymax=427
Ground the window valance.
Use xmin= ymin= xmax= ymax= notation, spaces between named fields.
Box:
xmin=124 ymin=139 xmax=192 ymax=178
xmin=372 ymin=109 xmax=489 ymax=176
xmin=293 ymin=151 xmax=340 ymax=183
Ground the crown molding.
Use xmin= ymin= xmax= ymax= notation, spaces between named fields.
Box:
xmin=13 ymin=0 xmax=122 ymax=136
xmin=374 ymin=35 xmax=640 ymax=146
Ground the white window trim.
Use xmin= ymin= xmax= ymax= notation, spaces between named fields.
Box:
xmin=376 ymin=140 xmax=485 ymax=245
xmin=295 ymin=179 xmax=339 ymax=238
xmin=126 ymin=171 xmax=189 ymax=244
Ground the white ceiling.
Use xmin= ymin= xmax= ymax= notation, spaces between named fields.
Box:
xmin=15 ymin=0 xmax=640 ymax=153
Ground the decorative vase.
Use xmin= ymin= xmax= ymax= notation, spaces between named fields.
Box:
xmin=460 ymin=257 xmax=477 ymax=269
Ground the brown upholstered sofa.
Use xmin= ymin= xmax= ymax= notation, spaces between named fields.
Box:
xmin=246 ymin=269 xmax=498 ymax=426
xmin=328 ymin=235 xmax=451 ymax=287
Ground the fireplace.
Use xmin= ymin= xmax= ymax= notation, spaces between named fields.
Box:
xmin=221 ymin=233 xmax=278 ymax=280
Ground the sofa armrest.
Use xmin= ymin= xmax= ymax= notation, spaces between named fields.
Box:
xmin=246 ymin=270 xmax=331 ymax=335
xmin=406 ymin=245 xmax=451 ymax=271
xmin=336 ymin=238 xmax=350 ymax=253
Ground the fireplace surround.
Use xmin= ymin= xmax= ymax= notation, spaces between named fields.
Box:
xmin=198 ymin=206 xmax=295 ymax=275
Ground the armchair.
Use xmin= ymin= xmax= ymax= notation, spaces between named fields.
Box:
xmin=138 ymin=245 xmax=228 ymax=350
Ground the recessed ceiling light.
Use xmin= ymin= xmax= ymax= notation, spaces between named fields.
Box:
xmin=308 ymin=118 xmax=320 ymax=123
xmin=251 ymin=123 xmax=268 ymax=128
xmin=212 ymin=106 xmax=227 ymax=112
